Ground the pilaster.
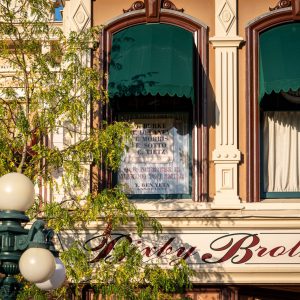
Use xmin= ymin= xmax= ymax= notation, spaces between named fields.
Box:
xmin=51 ymin=1 xmax=92 ymax=203
xmin=210 ymin=0 xmax=243 ymax=209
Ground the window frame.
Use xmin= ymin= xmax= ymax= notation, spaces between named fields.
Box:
xmin=246 ymin=7 xmax=300 ymax=202
xmin=96 ymin=10 xmax=208 ymax=201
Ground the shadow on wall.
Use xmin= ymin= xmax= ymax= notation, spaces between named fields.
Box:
xmin=108 ymin=30 xmax=195 ymax=102
xmin=109 ymin=35 xmax=161 ymax=98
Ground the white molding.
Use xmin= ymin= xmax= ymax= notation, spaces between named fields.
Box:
xmin=210 ymin=36 xmax=243 ymax=47
xmin=131 ymin=198 xmax=300 ymax=213
xmin=192 ymin=270 xmax=300 ymax=284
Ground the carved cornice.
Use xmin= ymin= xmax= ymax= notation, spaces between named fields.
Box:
xmin=123 ymin=1 xmax=145 ymax=13
xmin=161 ymin=0 xmax=184 ymax=12
xmin=123 ymin=0 xmax=184 ymax=14
xmin=269 ymin=0 xmax=300 ymax=17
xmin=269 ymin=0 xmax=292 ymax=11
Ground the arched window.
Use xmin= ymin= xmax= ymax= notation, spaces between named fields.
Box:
xmin=246 ymin=4 xmax=300 ymax=201
xmin=98 ymin=2 xmax=208 ymax=201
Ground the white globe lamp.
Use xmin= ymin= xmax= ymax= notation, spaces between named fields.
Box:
xmin=35 ymin=257 xmax=66 ymax=290
xmin=0 ymin=172 xmax=64 ymax=298
xmin=19 ymin=248 xmax=56 ymax=283
xmin=0 ymin=173 xmax=35 ymax=211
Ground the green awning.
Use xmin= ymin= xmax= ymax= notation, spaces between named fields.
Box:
xmin=259 ymin=23 xmax=300 ymax=102
xmin=108 ymin=24 xmax=194 ymax=102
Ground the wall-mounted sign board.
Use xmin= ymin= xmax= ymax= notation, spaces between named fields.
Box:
xmin=59 ymin=229 xmax=300 ymax=283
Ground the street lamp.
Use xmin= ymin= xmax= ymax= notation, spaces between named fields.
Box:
xmin=0 ymin=173 xmax=66 ymax=299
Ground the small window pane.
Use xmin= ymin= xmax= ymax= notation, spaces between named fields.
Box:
xmin=54 ymin=5 xmax=63 ymax=21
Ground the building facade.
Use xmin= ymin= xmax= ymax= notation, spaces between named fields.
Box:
xmin=47 ymin=0 xmax=300 ymax=299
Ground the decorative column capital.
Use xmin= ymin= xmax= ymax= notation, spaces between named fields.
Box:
xmin=210 ymin=36 xmax=243 ymax=48
xmin=212 ymin=148 xmax=241 ymax=162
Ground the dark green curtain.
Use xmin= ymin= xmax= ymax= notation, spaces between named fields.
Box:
xmin=108 ymin=23 xmax=195 ymax=102
xmin=259 ymin=22 xmax=300 ymax=102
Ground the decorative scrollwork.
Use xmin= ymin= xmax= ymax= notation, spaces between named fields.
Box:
xmin=123 ymin=1 xmax=145 ymax=13
xmin=269 ymin=0 xmax=292 ymax=11
xmin=123 ymin=0 xmax=184 ymax=14
xmin=161 ymin=0 xmax=184 ymax=12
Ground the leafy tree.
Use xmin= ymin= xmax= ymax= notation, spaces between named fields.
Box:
xmin=0 ymin=0 xmax=193 ymax=299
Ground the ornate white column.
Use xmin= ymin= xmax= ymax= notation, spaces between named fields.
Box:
xmin=210 ymin=0 xmax=243 ymax=208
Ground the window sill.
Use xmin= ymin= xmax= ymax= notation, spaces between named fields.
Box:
xmin=132 ymin=198 xmax=300 ymax=214
xmin=133 ymin=198 xmax=208 ymax=211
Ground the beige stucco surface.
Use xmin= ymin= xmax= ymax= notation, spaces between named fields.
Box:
xmin=92 ymin=0 xmax=283 ymax=201
xmin=93 ymin=0 xmax=214 ymax=30
xmin=78 ymin=0 xmax=300 ymax=289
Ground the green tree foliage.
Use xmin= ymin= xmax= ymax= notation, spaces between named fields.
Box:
xmin=0 ymin=0 xmax=193 ymax=299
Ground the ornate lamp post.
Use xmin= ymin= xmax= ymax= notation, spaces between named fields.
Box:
xmin=0 ymin=173 xmax=66 ymax=299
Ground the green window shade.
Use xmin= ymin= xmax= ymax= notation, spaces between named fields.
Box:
xmin=259 ymin=23 xmax=300 ymax=102
xmin=108 ymin=24 xmax=195 ymax=102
